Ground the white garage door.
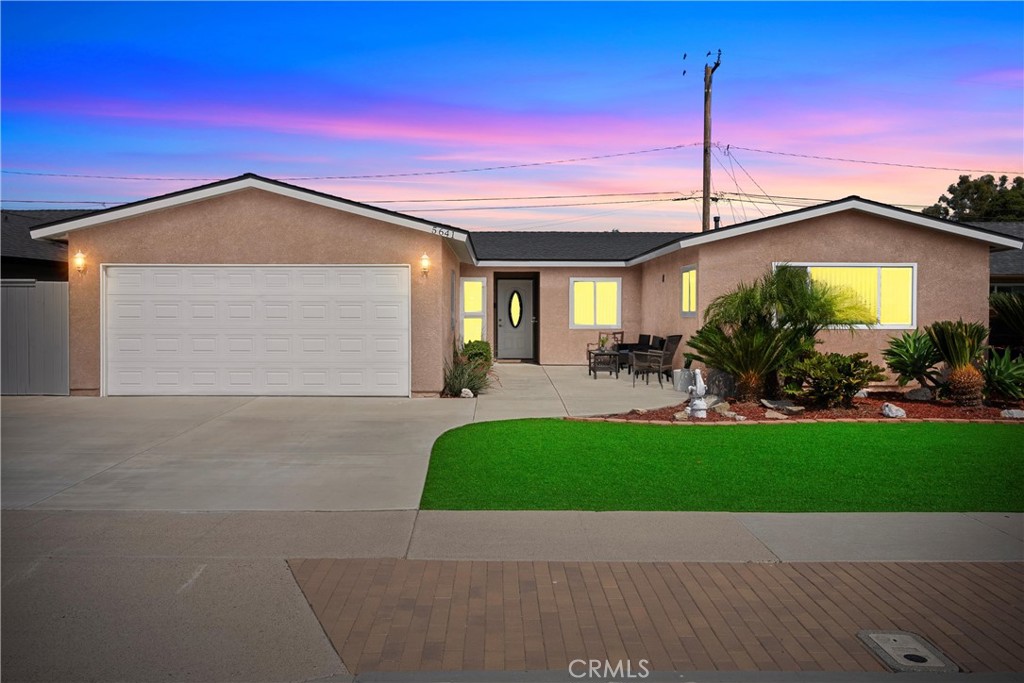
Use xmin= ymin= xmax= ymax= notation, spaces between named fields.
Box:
xmin=104 ymin=265 xmax=410 ymax=396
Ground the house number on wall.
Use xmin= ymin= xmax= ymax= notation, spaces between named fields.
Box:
xmin=431 ymin=227 xmax=455 ymax=238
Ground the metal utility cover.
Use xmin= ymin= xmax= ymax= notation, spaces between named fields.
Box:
xmin=858 ymin=630 xmax=960 ymax=673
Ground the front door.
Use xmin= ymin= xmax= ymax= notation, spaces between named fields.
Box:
xmin=496 ymin=279 xmax=534 ymax=360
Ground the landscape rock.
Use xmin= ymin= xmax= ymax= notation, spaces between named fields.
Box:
xmin=855 ymin=389 xmax=869 ymax=398
xmin=733 ymin=414 xmax=748 ymax=422
xmin=881 ymin=402 xmax=907 ymax=419
xmin=633 ymin=408 xmax=649 ymax=415
xmin=1000 ymin=409 xmax=1024 ymax=419
xmin=905 ymin=387 xmax=933 ymax=401
xmin=705 ymin=369 xmax=736 ymax=398
xmin=764 ymin=409 xmax=789 ymax=420
xmin=761 ymin=398 xmax=795 ymax=410
xmin=460 ymin=388 xmax=474 ymax=399
xmin=674 ymin=409 xmax=690 ymax=420
xmin=781 ymin=405 xmax=806 ymax=416
xmin=704 ymin=394 xmax=723 ymax=408
xmin=710 ymin=401 xmax=732 ymax=416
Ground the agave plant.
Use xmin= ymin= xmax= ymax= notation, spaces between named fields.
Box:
xmin=882 ymin=329 xmax=943 ymax=391
xmin=925 ymin=320 xmax=988 ymax=407
xmin=983 ymin=347 xmax=1024 ymax=401
xmin=685 ymin=325 xmax=796 ymax=401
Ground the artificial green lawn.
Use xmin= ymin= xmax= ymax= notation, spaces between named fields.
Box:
xmin=419 ymin=420 xmax=1023 ymax=512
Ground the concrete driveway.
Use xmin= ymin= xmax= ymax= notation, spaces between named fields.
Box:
xmin=2 ymin=364 xmax=685 ymax=511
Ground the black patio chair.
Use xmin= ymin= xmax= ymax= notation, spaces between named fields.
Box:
xmin=631 ymin=334 xmax=683 ymax=388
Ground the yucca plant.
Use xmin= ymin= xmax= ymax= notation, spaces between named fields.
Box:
xmin=685 ymin=325 xmax=796 ymax=401
xmin=983 ymin=347 xmax=1024 ymax=401
xmin=926 ymin=320 xmax=988 ymax=407
xmin=882 ymin=329 xmax=943 ymax=391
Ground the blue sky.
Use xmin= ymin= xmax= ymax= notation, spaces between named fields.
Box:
xmin=2 ymin=1 xmax=1022 ymax=231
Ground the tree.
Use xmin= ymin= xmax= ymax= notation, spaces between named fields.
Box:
xmin=923 ymin=174 xmax=1024 ymax=222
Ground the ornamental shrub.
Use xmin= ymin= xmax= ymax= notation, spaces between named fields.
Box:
xmin=786 ymin=352 xmax=885 ymax=408
xmin=462 ymin=340 xmax=493 ymax=368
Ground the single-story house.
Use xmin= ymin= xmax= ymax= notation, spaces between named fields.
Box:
xmin=28 ymin=173 xmax=1024 ymax=397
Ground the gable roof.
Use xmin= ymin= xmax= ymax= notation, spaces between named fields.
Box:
xmin=626 ymin=195 xmax=1024 ymax=266
xmin=469 ymin=231 xmax=687 ymax=263
xmin=975 ymin=222 xmax=1024 ymax=278
xmin=2 ymin=209 xmax=93 ymax=262
xmin=28 ymin=172 xmax=477 ymax=262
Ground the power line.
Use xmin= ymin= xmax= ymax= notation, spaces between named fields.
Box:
xmin=0 ymin=143 xmax=704 ymax=182
xmin=406 ymin=197 xmax=687 ymax=212
xmin=724 ymin=144 xmax=1023 ymax=176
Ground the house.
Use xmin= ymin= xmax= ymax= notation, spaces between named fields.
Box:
xmin=2 ymin=209 xmax=93 ymax=280
xmin=28 ymin=173 xmax=1023 ymax=397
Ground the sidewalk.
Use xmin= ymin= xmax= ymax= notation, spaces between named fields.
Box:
xmin=3 ymin=509 xmax=1021 ymax=682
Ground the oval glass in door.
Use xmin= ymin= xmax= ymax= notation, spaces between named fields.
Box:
xmin=509 ymin=290 xmax=523 ymax=328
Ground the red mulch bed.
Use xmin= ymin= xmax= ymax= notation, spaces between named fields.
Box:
xmin=605 ymin=392 xmax=1021 ymax=423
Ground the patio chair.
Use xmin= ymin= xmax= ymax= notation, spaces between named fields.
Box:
xmin=617 ymin=334 xmax=652 ymax=374
xmin=586 ymin=330 xmax=623 ymax=353
xmin=631 ymin=334 xmax=683 ymax=387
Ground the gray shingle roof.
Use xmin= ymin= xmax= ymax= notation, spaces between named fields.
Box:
xmin=469 ymin=231 xmax=689 ymax=261
xmin=971 ymin=222 xmax=1024 ymax=278
xmin=2 ymin=210 xmax=93 ymax=262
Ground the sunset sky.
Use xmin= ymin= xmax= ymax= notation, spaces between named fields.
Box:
xmin=2 ymin=1 xmax=1021 ymax=232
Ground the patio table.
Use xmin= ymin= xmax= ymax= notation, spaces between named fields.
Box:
xmin=587 ymin=349 xmax=620 ymax=379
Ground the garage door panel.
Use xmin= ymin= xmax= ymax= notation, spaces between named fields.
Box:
xmin=104 ymin=266 xmax=410 ymax=396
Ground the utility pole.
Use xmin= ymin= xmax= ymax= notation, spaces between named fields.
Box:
xmin=702 ymin=50 xmax=721 ymax=232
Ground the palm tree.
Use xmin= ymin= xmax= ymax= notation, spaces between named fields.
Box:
xmin=686 ymin=265 xmax=875 ymax=400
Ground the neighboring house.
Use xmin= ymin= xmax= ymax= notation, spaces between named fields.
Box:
xmin=981 ymin=222 xmax=1024 ymax=293
xmin=2 ymin=209 xmax=93 ymax=280
xmin=976 ymin=222 xmax=1024 ymax=348
xmin=29 ymin=173 xmax=1023 ymax=397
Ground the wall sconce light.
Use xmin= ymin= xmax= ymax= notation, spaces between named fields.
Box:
xmin=72 ymin=251 xmax=87 ymax=274
xmin=420 ymin=252 xmax=431 ymax=276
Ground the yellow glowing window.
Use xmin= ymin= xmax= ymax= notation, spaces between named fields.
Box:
xmin=806 ymin=265 xmax=914 ymax=327
xmin=462 ymin=280 xmax=483 ymax=314
xmin=570 ymin=278 xmax=620 ymax=328
xmin=681 ymin=267 xmax=697 ymax=316
xmin=462 ymin=318 xmax=483 ymax=342
xmin=460 ymin=278 xmax=486 ymax=342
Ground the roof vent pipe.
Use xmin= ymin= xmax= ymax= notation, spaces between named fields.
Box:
xmin=713 ymin=216 xmax=721 ymax=230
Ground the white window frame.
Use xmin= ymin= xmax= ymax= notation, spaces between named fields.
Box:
xmin=568 ymin=276 xmax=622 ymax=329
xmin=774 ymin=262 xmax=918 ymax=330
xmin=680 ymin=264 xmax=698 ymax=318
xmin=459 ymin=277 xmax=487 ymax=343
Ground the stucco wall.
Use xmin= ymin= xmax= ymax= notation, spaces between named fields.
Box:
xmin=458 ymin=265 xmax=642 ymax=364
xmin=66 ymin=188 xmax=448 ymax=396
xmin=639 ymin=245 xmax=702 ymax=370
xmin=640 ymin=210 xmax=992 ymax=370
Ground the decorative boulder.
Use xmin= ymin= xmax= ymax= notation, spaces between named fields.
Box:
xmin=905 ymin=387 xmax=933 ymax=401
xmin=733 ymin=414 xmax=748 ymax=422
xmin=881 ymin=402 xmax=907 ymax=419
xmin=705 ymin=369 xmax=736 ymax=399
xmin=764 ymin=409 xmax=789 ymax=420
xmin=782 ymin=405 xmax=805 ymax=416
xmin=855 ymin=389 xmax=869 ymax=398
xmin=1000 ymin=409 xmax=1024 ymax=420
xmin=710 ymin=401 xmax=732 ymax=415
xmin=460 ymin=388 xmax=475 ymax=399
xmin=761 ymin=398 xmax=795 ymax=410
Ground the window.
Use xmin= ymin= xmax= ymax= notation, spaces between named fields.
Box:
xmin=569 ymin=277 xmax=621 ymax=328
xmin=680 ymin=266 xmax=697 ymax=317
xmin=784 ymin=263 xmax=916 ymax=328
xmin=460 ymin=277 xmax=486 ymax=342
